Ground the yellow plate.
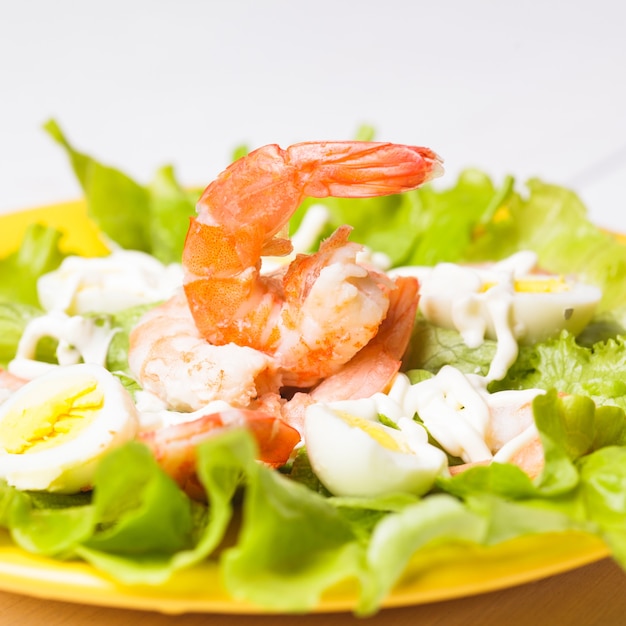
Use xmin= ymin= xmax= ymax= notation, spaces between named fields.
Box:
xmin=0 ymin=201 xmax=612 ymax=614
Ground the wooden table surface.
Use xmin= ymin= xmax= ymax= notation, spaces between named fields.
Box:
xmin=1 ymin=557 xmax=625 ymax=626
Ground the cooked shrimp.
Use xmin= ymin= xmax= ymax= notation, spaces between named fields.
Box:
xmin=138 ymin=408 xmax=301 ymax=499
xmin=310 ymin=274 xmax=420 ymax=401
xmin=183 ymin=141 xmax=443 ymax=388
xmin=129 ymin=141 xmax=441 ymax=488
xmin=448 ymin=429 xmax=544 ymax=479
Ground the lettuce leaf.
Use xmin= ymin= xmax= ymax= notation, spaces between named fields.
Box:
xmin=359 ymin=494 xmax=487 ymax=614
xmin=44 ymin=120 xmax=197 ymax=264
xmin=404 ymin=318 xmax=497 ymax=375
xmin=105 ymin=303 xmax=156 ymax=378
xmin=579 ymin=447 xmax=626 ymax=568
xmin=0 ymin=223 xmax=65 ymax=306
xmin=0 ymin=410 xmax=622 ymax=614
xmin=461 ymin=178 xmax=626 ymax=322
xmin=494 ymin=332 xmax=626 ymax=412
xmin=2 ymin=438 xmax=234 ymax=585
xmin=0 ymin=302 xmax=45 ymax=367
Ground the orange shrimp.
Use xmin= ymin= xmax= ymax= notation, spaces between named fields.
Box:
xmin=183 ymin=141 xmax=443 ymax=388
xmin=276 ymin=275 xmax=420 ymax=435
xmin=448 ymin=431 xmax=544 ymax=479
xmin=310 ymin=274 xmax=420 ymax=401
xmin=138 ymin=408 xmax=301 ymax=499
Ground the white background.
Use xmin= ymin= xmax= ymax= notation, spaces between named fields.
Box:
xmin=1 ymin=0 xmax=625 ymax=229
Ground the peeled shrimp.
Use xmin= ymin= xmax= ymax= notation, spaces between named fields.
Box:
xmin=282 ymin=274 xmax=421 ymax=434
xmin=182 ymin=141 xmax=443 ymax=388
xmin=128 ymin=292 xmax=278 ymax=412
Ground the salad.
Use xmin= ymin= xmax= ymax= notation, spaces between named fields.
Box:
xmin=1 ymin=120 xmax=626 ymax=616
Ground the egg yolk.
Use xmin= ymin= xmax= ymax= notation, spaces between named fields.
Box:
xmin=482 ymin=276 xmax=569 ymax=294
xmin=0 ymin=377 xmax=104 ymax=454
xmin=335 ymin=410 xmax=409 ymax=453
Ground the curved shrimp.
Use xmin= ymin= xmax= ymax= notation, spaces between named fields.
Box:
xmin=129 ymin=141 xmax=441 ymax=490
xmin=183 ymin=141 xmax=443 ymax=388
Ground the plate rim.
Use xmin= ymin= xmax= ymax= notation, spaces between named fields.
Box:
xmin=0 ymin=528 xmax=609 ymax=614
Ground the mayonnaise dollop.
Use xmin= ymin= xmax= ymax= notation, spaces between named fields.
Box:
xmin=8 ymin=311 xmax=118 ymax=380
xmin=37 ymin=249 xmax=183 ymax=314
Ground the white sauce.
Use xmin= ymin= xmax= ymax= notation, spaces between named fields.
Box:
xmin=37 ymin=249 xmax=183 ymax=314
xmin=390 ymin=368 xmax=491 ymax=463
xmin=378 ymin=369 xmax=545 ymax=464
xmin=8 ymin=311 xmax=118 ymax=380
xmin=133 ymin=389 xmax=235 ymax=431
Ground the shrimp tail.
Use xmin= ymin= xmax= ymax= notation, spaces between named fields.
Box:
xmin=191 ymin=141 xmax=442 ymax=237
xmin=283 ymin=141 xmax=444 ymax=200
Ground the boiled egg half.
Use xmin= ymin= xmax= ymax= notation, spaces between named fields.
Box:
xmin=0 ymin=363 xmax=139 ymax=492
xmin=304 ymin=398 xmax=447 ymax=497
xmin=391 ymin=251 xmax=602 ymax=380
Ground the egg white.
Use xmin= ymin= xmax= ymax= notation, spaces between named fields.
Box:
xmin=0 ymin=363 xmax=139 ymax=492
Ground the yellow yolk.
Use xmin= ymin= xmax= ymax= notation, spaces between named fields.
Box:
xmin=0 ymin=363 xmax=139 ymax=493
xmin=513 ymin=277 xmax=569 ymax=293
xmin=482 ymin=276 xmax=569 ymax=293
xmin=0 ymin=378 xmax=103 ymax=454
xmin=335 ymin=410 xmax=410 ymax=452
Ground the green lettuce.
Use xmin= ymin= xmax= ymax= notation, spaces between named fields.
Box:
xmin=491 ymin=332 xmax=626 ymax=412
xmin=467 ymin=179 xmax=626 ymax=321
xmin=0 ymin=302 xmax=45 ymax=367
xmin=0 ymin=223 xmax=65 ymax=306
